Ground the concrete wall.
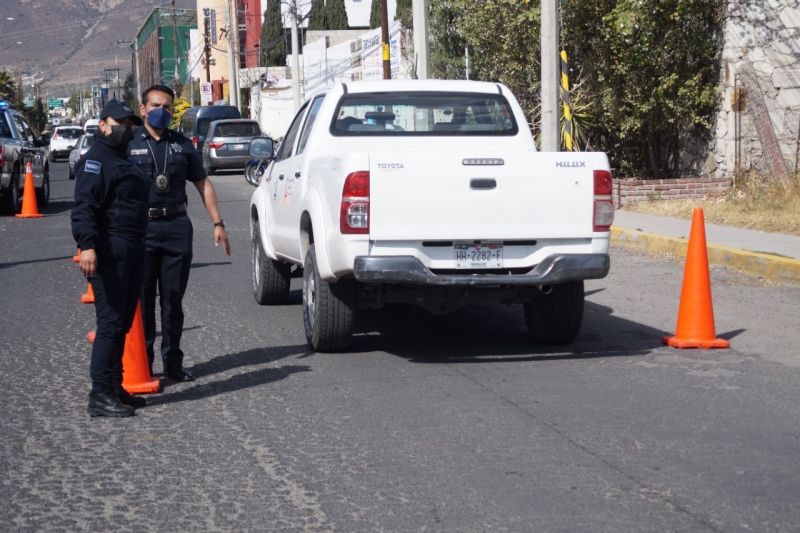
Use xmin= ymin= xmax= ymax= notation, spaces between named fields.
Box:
xmin=712 ymin=0 xmax=800 ymax=177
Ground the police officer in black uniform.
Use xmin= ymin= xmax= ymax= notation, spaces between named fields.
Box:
xmin=128 ymin=85 xmax=230 ymax=382
xmin=72 ymin=100 xmax=148 ymax=418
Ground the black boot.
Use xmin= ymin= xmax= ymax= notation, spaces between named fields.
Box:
xmin=119 ymin=389 xmax=147 ymax=408
xmin=87 ymin=392 xmax=135 ymax=417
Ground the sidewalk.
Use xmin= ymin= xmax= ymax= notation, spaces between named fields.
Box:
xmin=611 ymin=210 xmax=800 ymax=283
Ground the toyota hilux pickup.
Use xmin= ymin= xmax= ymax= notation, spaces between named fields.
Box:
xmin=0 ymin=101 xmax=50 ymax=215
xmin=248 ymin=80 xmax=614 ymax=351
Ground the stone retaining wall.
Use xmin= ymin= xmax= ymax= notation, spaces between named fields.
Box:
xmin=613 ymin=177 xmax=733 ymax=207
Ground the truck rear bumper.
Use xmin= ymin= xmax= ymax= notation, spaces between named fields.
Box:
xmin=353 ymin=253 xmax=610 ymax=286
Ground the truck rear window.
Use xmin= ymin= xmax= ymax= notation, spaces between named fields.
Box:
xmin=330 ymin=92 xmax=518 ymax=136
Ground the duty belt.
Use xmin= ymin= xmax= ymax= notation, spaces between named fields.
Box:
xmin=148 ymin=203 xmax=187 ymax=219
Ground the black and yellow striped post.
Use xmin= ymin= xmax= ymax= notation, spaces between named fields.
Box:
xmin=560 ymin=50 xmax=574 ymax=151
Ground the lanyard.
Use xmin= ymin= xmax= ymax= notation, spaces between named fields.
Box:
xmin=145 ymin=138 xmax=169 ymax=175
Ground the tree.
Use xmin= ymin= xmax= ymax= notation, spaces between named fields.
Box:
xmin=260 ymin=2 xmax=286 ymax=67
xmin=325 ymin=0 xmax=349 ymax=30
xmin=0 ymin=70 xmax=19 ymax=105
xmin=369 ymin=0 xmax=380 ymax=29
xmin=170 ymin=97 xmax=191 ymax=129
xmin=122 ymin=72 xmax=137 ymax=111
xmin=308 ymin=0 xmax=326 ymax=30
xmin=396 ymin=0 xmax=412 ymax=28
xmin=450 ymin=0 xmax=724 ymax=177
xmin=429 ymin=0 xmax=465 ymax=80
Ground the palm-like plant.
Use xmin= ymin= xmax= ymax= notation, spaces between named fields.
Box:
xmin=0 ymin=70 xmax=18 ymax=102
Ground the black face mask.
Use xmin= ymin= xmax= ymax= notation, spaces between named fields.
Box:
xmin=108 ymin=124 xmax=134 ymax=148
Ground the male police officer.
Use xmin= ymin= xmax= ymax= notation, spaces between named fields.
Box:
xmin=128 ymin=85 xmax=230 ymax=382
xmin=72 ymin=100 xmax=148 ymax=417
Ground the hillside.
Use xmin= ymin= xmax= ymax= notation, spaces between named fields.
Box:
xmin=1 ymin=0 xmax=195 ymax=95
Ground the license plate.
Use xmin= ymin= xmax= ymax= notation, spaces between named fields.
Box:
xmin=234 ymin=143 xmax=246 ymax=150
xmin=454 ymin=241 xmax=503 ymax=269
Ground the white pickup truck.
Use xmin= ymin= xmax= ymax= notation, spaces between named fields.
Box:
xmin=248 ymin=80 xmax=613 ymax=352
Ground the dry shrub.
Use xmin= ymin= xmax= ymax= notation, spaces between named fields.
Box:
xmin=627 ymin=172 xmax=800 ymax=235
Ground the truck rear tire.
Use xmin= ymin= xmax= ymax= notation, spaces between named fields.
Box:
xmin=251 ymin=231 xmax=290 ymax=304
xmin=1 ymin=169 xmax=20 ymax=215
xmin=524 ymin=280 xmax=584 ymax=345
xmin=303 ymin=246 xmax=354 ymax=352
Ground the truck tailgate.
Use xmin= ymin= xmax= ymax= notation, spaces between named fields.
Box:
xmin=368 ymin=152 xmax=601 ymax=241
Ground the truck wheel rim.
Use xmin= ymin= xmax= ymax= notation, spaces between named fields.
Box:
xmin=252 ymin=235 xmax=260 ymax=289
xmin=305 ymin=275 xmax=316 ymax=329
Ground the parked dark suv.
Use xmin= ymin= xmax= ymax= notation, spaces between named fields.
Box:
xmin=179 ymin=105 xmax=241 ymax=150
xmin=0 ymin=101 xmax=49 ymax=214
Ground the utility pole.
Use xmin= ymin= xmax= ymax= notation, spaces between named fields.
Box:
xmin=411 ymin=0 xmax=429 ymax=79
xmin=290 ymin=1 xmax=301 ymax=109
xmin=380 ymin=0 xmax=391 ymax=79
xmin=231 ymin=0 xmax=241 ymax=107
xmin=225 ymin=0 xmax=238 ymax=107
xmin=540 ymin=0 xmax=559 ymax=151
xmin=203 ymin=8 xmax=212 ymax=83
xmin=171 ymin=0 xmax=181 ymax=96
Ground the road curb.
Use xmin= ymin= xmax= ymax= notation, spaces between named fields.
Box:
xmin=611 ymin=226 xmax=800 ymax=284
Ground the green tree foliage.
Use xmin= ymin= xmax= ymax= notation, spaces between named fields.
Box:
xmin=308 ymin=0 xmax=326 ymax=30
xmin=370 ymin=0 xmax=381 ymax=29
xmin=0 ymin=70 xmax=20 ymax=106
xmin=326 ymin=0 xmax=349 ymax=29
xmin=429 ymin=0 xmax=466 ymax=80
xmin=449 ymin=0 xmax=724 ymax=177
xmin=122 ymin=72 xmax=138 ymax=111
xmin=260 ymin=2 xmax=286 ymax=67
xmin=396 ymin=0 xmax=412 ymax=28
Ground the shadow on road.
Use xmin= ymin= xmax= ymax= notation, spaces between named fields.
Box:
xmin=42 ymin=200 xmax=73 ymax=215
xmin=349 ymin=299 xmax=668 ymax=363
xmin=148 ymin=364 xmax=311 ymax=406
xmin=187 ymin=344 xmax=309 ymax=378
xmin=191 ymin=261 xmax=233 ymax=269
xmin=0 ymin=255 xmax=73 ymax=269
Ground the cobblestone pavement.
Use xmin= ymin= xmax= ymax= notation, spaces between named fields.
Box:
xmin=1 ymin=163 xmax=799 ymax=531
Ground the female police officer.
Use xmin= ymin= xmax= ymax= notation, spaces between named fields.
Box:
xmin=72 ymin=100 xmax=148 ymax=418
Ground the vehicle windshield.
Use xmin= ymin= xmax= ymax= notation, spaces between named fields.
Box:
xmin=57 ymin=128 xmax=83 ymax=139
xmin=84 ymin=126 xmax=99 ymax=134
xmin=330 ymin=92 xmax=518 ymax=136
xmin=214 ymin=122 xmax=260 ymax=137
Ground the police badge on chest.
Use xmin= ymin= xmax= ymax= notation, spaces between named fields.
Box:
xmin=155 ymin=173 xmax=170 ymax=193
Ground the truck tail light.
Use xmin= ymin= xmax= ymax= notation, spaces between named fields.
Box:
xmin=593 ymin=169 xmax=614 ymax=232
xmin=207 ymin=141 xmax=224 ymax=149
xmin=340 ymin=171 xmax=370 ymax=234
xmin=192 ymin=135 xmax=199 ymax=149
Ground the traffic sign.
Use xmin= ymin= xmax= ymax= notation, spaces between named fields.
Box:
xmin=48 ymin=99 xmax=62 ymax=109
xmin=200 ymin=82 xmax=212 ymax=106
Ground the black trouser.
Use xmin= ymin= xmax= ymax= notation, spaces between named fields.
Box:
xmin=90 ymin=235 xmax=144 ymax=395
xmin=142 ymin=214 xmax=193 ymax=372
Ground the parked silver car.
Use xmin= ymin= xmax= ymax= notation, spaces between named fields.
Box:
xmin=68 ymin=134 xmax=96 ymax=180
xmin=202 ymin=119 xmax=261 ymax=174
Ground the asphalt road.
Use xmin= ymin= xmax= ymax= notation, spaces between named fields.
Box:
xmin=1 ymin=161 xmax=799 ymax=531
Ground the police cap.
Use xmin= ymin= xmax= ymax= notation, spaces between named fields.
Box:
xmin=99 ymin=99 xmax=143 ymax=126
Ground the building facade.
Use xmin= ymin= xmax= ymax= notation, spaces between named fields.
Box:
xmin=137 ymin=8 xmax=198 ymax=94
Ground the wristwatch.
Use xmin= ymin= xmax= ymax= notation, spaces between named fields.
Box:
xmin=213 ymin=220 xmax=225 ymax=228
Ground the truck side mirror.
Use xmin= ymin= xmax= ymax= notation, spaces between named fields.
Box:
xmin=249 ymin=137 xmax=275 ymax=159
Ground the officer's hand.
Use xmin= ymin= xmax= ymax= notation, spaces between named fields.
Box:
xmin=79 ymin=249 xmax=97 ymax=277
xmin=215 ymin=226 xmax=231 ymax=256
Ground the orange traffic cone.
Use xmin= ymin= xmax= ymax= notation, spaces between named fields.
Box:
xmin=15 ymin=161 xmax=44 ymax=218
xmin=73 ymin=248 xmax=80 ymax=263
xmin=80 ymin=282 xmax=95 ymax=304
xmin=663 ymin=208 xmax=730 ymax=349
xmin=122 ymin=302 xmax=161 ymax=394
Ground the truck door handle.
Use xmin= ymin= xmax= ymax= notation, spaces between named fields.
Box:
xmin=294 ymin=171 xmax=301 ymax=179
xmin=470 ymin=178 xmax=496 ymax=190
xmin=278 ymin=174 xmax=284 ymax=180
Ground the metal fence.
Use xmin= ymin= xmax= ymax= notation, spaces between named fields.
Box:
xmin=734 ymin=62 xmax=800 ymax=185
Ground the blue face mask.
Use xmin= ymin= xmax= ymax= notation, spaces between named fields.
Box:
xmin=147 ymin=107 xmax=172 ymax=130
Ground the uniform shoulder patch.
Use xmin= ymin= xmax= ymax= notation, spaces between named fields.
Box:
xmin=130 ymin=148 xmax=148 ymax=156
xmin=84 ymin=160 xmax=102 ymax=174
